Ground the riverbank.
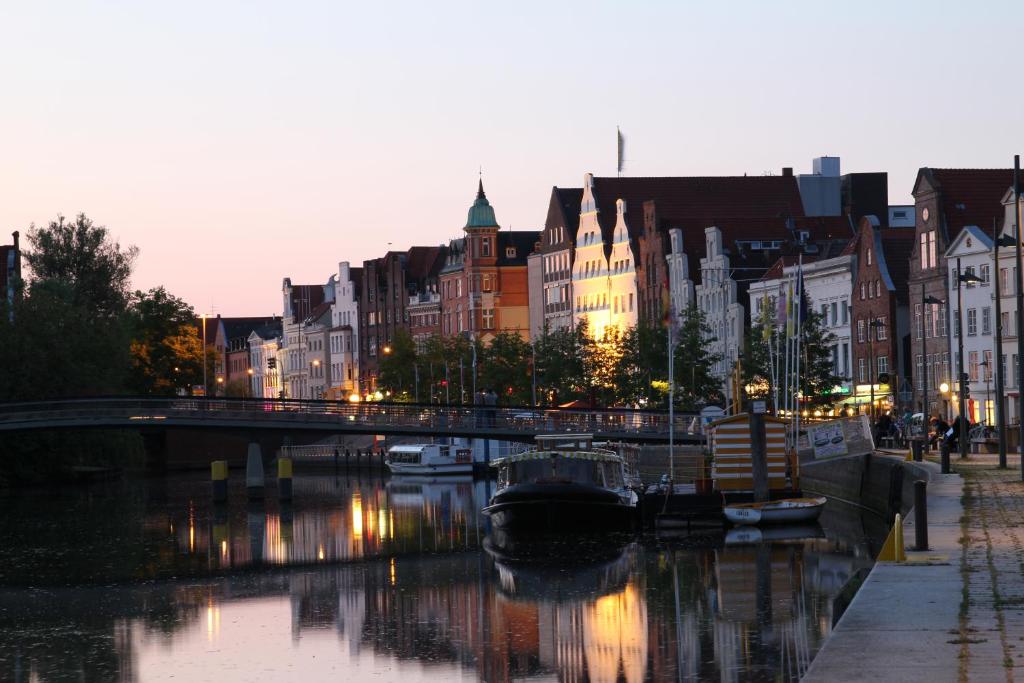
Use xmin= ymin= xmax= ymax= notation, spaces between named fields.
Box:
xmin=801 ymin=449 xmax=1024 ymax=681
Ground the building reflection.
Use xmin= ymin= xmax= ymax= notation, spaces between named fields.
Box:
xmin=0 ymin=475 xmax=877 ymax=682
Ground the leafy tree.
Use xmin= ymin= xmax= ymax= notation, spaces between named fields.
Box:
xmin=479 ymin=331 xmax=531 ymax=405
xmin=24 ymin=213 xmax=138 ymax=317
xmin=614 ymin=322 xmax=668 ymax=407
xmin=378 ymin=328 xmax=418 ymax=399
xmin=797 ymin=310 xmax=847 ymax=409
xmin=127 ymin=287 xmax=204 ymax=395
xmin=533 ymin=324 xmax=583 ymax=406
xmin=673 ymin=304 xmax=724 ymax=411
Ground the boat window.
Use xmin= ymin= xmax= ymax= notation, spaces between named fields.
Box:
xmin=602 ymin=462 xmax=623 ymax=488
xmin=552 ymin=459 xmax=602 ymax=485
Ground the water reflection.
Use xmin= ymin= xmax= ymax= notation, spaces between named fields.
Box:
xmin=0 ymin=473 xmax=877 ymax=682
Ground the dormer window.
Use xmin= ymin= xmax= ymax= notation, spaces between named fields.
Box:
xmin=506 ymin=247 xmax=516 ymax=258
xmin=481 ymin=237 xmax=492 ymax=257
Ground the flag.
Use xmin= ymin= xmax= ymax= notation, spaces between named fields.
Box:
xmin=775 ymin=281 xmax=786 ymax=326
xmin=617 ymin=127 xmax=625 ymax=175
xmin=785 ymin=278 xmax=795 ymax=336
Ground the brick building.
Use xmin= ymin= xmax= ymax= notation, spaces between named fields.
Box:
xmin=537 ymin=187 xmax=582 ymax=333
xmin=440 ymin=181 xmax=539 ymax=343
xmin=909 ymin=168 xmax=1013 ymax=416
xmin=849 ymin=215 xmax=914 ymax=415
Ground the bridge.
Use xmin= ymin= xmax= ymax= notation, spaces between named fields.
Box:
xmin=0 ymin=397 xmax=704 ymax=444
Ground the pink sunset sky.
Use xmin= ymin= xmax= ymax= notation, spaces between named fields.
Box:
xmin=2 ymin=1 xmax=1022 ymax=315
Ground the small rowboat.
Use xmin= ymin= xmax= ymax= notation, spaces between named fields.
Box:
xmin=723 ymin=496 xmax=827 ymax=526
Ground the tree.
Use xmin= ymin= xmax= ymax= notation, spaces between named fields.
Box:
xmin=479 ymin=331 xmax=531 ymax=405
xmin=127 ymin=287 xmax=204 ymax=395
xmin=533 ymin=324 xmax=583 ymax=406
xmin=614 ymin=322 xmax=668 ymax=407
xmin=378 ymin=328 xmax=418 ymax=399
xmin=24 ymin=213 xmax=138 ymax=318
xmin=673 ymin=304 xmax=724 ymax=411
xmin=796 ymin=309 xmax=847 ymax=409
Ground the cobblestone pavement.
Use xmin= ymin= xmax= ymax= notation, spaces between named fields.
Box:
xmin=951 ymin=453 xmax=1024 ymax=682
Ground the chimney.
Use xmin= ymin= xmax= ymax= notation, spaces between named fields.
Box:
xmin=12 ymin=231 xmax=19 ymax=250
xmin=782 ymin=168 xmax=793 ymax=177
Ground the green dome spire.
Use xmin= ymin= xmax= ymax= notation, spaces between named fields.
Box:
xmin=465 ymin=179 xmax=499 ymax=229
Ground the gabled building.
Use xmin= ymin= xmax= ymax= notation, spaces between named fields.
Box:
xmin=909 ymin=168 xmax=1013 ymax=417
xmin=405 ymin=245 xmax=446 ymax=348
xmin=210 ymin=315 xmax=282 ymax=395
xmin=281 ymin=278 xmax=327 ymax=399
xmin=945 ymin=225 xmax=995 ymax=424
xmin=537 ymin=187 xmax=582 ymax=333
xmin=849 ymin=216 xmax=914 ymax=415
xmin=327 ymin=262 xmax=362 ymax=399
xmin=248 ymin=320 xmax=283 ymax=398
xmin=1 ymin=231 xmax=20 ymax=319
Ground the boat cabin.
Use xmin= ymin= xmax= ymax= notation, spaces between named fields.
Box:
xmin=494 ymin=435 xmax=626 ymax=491
xmin=387 ymin=444 xmax=472 ymax=465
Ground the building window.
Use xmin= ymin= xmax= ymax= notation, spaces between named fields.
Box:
xmin=831 ymin=302 xmax=838 ymax=326
xmin=982 ymin=307 xmax=992 ymax=335
xmin=1002 ymin=268 xmax=1011 ymax=293
xmin=967 ymin=309 xmax=977 ymax=336
xmin=916 ymin=354 xmax=923 ymax=389
xmin=954 ymin=312 xmax=961 ymax=337
xmin=928 ymin=231 xmax=937 ymax=269
xmin=505 ymin=247 xmax=516 ymax=258
xmin=857 ymin=319 xmax=865 ymax=343
xmin=482 ymin=274 xmax=494 ymax=292
xmin=877 ymin=316 xmax=887 ymax=340
xmin=878 ymin=355 xmax=889 ymax=376
xmin=482 ymin=308 xmax=495 ymax=329
xmin=981 ymin=264 xmax=990 ymax=285
xmin=860 ymin=282 xmax=866 ymax=300
xmin=858 ymin=358 xmax=867 ymax=383
xmin=867 ymin=248 xmax=872 ymax=266
xmin=969 ymin=351 xmax=979 ymax=381
xmin=482 ymin=237 xmax=491 ymax=257
xmin=1003 ymin=311 xmax=1012 ymax=337
xmin=841 ymin=300 xmax=848 ymax=324
xmin=965 ymin=266 xmax=978 ymax=288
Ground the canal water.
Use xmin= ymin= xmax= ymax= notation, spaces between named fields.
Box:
xmin=0 ymin=472 xmax=882 ymax=682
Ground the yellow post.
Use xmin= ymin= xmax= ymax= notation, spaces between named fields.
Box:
xmin=877 ymin=513 xmax=906 ymax=562
xmin=211 ymin=460 xmax=228 ymax=503
xmin=278 ymin=457 xmax=293 ymax=501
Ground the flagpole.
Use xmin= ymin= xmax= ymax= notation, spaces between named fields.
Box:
xmin=668 ymin=314 xmax=675 ymax=484
xmin=783 ymin=270 xmax=793 ymax=444
xmin=794 ymin=255 xmax=804 ymax=451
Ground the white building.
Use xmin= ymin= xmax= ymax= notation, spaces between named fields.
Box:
xmin=748 ymin=253 xmax=856 ymax=393
xmin=948 ymin=226 xmax=996 ymax=424
xmin=571 ymin=175 xmax=638 ymax=339
xmin=248 ymin=327 xmax=282 ymax=398
xmin=281 ymin=278 xmax=328 ymax=400
xmin=666 ymin=228 xmax=695 ymax=321
xmin=328 ymin=262 xmax=361 ymax=399
xmin=527 ymin=250 xmax=544 ymax=340
xmin=695 ymin=227 xmax=744 ymax=402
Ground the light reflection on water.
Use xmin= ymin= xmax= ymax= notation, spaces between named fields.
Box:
xmin=0 ymin=472 xmax=880 ymax=682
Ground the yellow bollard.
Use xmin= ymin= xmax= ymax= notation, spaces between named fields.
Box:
xmin=211 ymin=460 xmax=228 ymax=503
xmin=877 ymin=513 xmax=906 ymax=562
xmin=278 ymin=457 xmax=293 ymax=501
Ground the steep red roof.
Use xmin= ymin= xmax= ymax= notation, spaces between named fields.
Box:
xmin=590 ymin=175 xmax=807 ymax=245
xmin=878 ymin=231 xmax=915 ymax=304
xmin=916 ymin=168 xmax=1013 ymax=239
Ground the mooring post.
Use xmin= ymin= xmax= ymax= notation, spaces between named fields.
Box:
xmin=211 ymin=460 xmax=228 ymax=503
xmin=246 ymin=443 xmax=264 ymax=498
xmin=750 ymin=411 xmax=769 ymax=503
xmin=914 ymin=479 xmax=928 ymax=551
xmin=940 ymin=441 xmax=950 ymax=474
xmin=278 ymin=457 xmax=293 ymax=502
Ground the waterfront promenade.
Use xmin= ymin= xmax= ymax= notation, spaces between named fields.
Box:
xmin=805 ymin=451 xmax=1024 ymax=682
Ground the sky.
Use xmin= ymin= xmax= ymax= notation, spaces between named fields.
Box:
xmin=1 ymin=0 xmax=1022 ymax=316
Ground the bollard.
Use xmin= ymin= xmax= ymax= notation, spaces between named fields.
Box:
xmin=911 ymin=439 xmax=923 ymax=462
xmin=246 ymin=443 xmax=265 ymax=498
xmin=914 ymin=479 xmax=929 ymax=551
xmin=940 ymin=441 xmax=950 ymax=474
xmin=878 ymin=512 xmax=906 ymax=562
xmin=278 ymin=457 xmax=293 ymax=501
xmin=211 ymin=460 xmax=228 ymax=503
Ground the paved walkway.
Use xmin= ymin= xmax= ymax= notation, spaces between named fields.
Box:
xmin=806 ymin=451 xmax=1024 ymax=682
xmin=951 ymin=453 xmax=1024 ymax=681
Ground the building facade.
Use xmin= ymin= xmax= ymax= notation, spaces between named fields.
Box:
xmin=282 ymin=278 xmax=327 ymax=399
xmin=909 ymin=168 xmax=1012 ymax=417
xmin=538 ymin=187 xmax=582 ymax=333
xmin=945 ymin=226 xmax=995 ymax=424
xmin=248 ymin=323 xmax=283 ymax=398
xmin=328 ymin=262 xmax=361 ymax=399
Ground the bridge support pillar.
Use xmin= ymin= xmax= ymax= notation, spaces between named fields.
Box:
xmin=246 ymin=443 xmax=264 ymax=497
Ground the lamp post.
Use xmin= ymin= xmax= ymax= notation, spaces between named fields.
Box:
xmin=956 ymin=258 xmax=985 ymax=460
xmin=1014 ymin=154 xmax=1024 ymax=481
xmin=920 ymin=286 xmax=945 ymax=425
xmin=868 ymin=318 xmax=886 ymax=424
xmin=995 ymin=228 xmax=1014 ymax=468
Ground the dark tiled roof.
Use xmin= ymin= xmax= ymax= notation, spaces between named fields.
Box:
xmin=251 ymin=319 xmax=282 ymax=340
xmin=878 ymin=232 xmax=915 ymax=304
xmin=497 ymin=231 xmax=541 ymax=266
xmin=222 ymin=316 xmax=282 ymax=343
xmin=916 ymin=168 xmax=1013 ymax=240
xmin=541 ymin=187 xmax=583 ymax=254
xmin=349 ymin=267 xmax=363 ymax=298
xmin=405 ymin=245 xmax=446 ymax=285
xmin=303 ymin=301 xmax=332 ymax=325
xmin=287 ymin=284 xmax=326 ymax=323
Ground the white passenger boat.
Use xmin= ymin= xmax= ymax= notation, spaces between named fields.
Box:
xmin=385 ymin=443 xmax=474 ymax=475
xmin=723 ymin=496 xmax=827 ymax=526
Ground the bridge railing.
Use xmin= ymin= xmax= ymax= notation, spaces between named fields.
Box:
xmin=0 ymin=397 xmax=702 ymax=439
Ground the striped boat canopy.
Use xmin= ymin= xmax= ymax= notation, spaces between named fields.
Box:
xmin=491 ymin=449 xmax=623 ymax=467
xmin=709 ymin=413 xmax=793 ymax=492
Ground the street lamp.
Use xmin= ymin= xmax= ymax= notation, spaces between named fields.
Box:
xmin=868 ymin=318 xmax=886 ymax=425
xmin=919 ymin=286 xmax=945 ymax=424
xmin=995 ymin=230 xmax=1015 ymax=468
xmin=956 ymin=258 xmax=985 ymax=461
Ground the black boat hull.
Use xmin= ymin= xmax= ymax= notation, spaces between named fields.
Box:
xmin=483 ymin=482 xmax=636 ymax=532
